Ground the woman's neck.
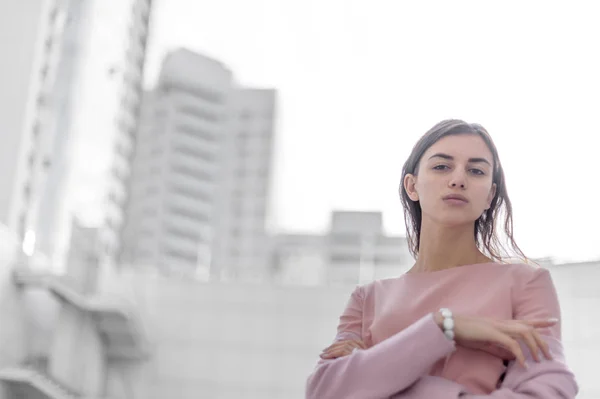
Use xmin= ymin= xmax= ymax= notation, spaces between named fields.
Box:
xmin=410 ymin=218 xmax=491 ymax=273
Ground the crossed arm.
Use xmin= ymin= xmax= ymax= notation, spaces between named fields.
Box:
xmin=305 ymin=269 xmax=578 ymax=399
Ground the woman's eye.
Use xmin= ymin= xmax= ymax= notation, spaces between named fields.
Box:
xmin=433 ymin=165 xmax=449 ymax=170
xmin=470 ymin=168 xmax=485 ymax=175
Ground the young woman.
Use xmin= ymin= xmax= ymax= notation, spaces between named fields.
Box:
xmin=305 ymin=120 xmax=578 ymax=398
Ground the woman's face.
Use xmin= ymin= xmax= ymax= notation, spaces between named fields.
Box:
xmin=404 ymin=134 xmax=497 ymax=226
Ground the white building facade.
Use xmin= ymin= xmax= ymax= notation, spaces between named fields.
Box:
xmin=121 ymin=49 xmax=234 ymax=278
xmin=211 ymin=88 xmax=277 ymax=282
xmin=0 ymin=0 xmax=69 ymax=251
xmin=0 ymin=0 xmax=154 ymax=273
xmin=122 ymin=49 xmax=277 ymax=281
xmin=271 ymin=211 xmax=413 ymax=286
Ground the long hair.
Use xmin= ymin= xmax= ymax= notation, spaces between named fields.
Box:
xmin=399 ymin=119 xmax=526 ymax=262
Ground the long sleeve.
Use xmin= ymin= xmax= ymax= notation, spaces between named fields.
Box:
xmin=392 ymin=338 xmax=577 ymax=399
xmin=305 ymin=285 xmax=456 ymax=399
xmin=391 ymin=267 xmax=579 ymax=399
xmin=464 ymin=268 xmax=578 ymax=398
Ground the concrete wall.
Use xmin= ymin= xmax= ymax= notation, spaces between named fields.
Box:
xmin=0 ymin=0 xmax=47 ymax=230
xmin=2 ymin=246 xmax=599 ymax=398
xmin=0 ymin=232 xmax=28 ymax=371
xmin=125 ymin=271 xmax=352 ymax=399
xmin=49 ymin=305 xmax=106 ymax=396
xmin=120 ymin=261 xmax=600 ymax=399
xmin=547 ymin=261 xmax=600 ymax=399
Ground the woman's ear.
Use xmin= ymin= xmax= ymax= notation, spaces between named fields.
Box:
xmin=485 ymin=183 xmax=497 ymax=209
xmin=403 ymin=174 xmax=419 ymax=202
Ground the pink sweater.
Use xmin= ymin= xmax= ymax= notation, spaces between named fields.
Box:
xmin=306 ymin=262 xmax=578 ymax=398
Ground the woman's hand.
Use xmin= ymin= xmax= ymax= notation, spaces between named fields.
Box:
xmin=319 ymin=314 xmax=557 ymax=367
xmin=320 ymin=339 xmax=367 ymax=359
xmin=436 ymin=312 xmax=557 ymax=368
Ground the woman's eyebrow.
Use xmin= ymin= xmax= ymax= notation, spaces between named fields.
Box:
xmin=428 ymin=153 xmax=491 ymax=166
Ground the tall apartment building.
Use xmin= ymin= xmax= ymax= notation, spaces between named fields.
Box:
xmin=271 ymin=211 xmax=412 ymax=285
xmin=121 ymin=49 xmax=233 ymax=277
xmin=0 ymin=0 xmax=65 ymax=253
xmin=121 ymin=49 xmax=277 ymax=281
xmin=211 ymin=88 xmax=277 ymax=281
xmin=0 ymin=0 xmax=154 ymax=271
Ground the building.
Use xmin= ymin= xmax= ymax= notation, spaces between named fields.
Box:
xmin=269 ymin=233 xmax=328 ymax=285
xmin=0 ymin=0 xmax=154 ymax=273
xmin=211 ymin=88 xmax=277 ymax=282
xmin=30 ymin=0 xmax=97 ymax=268
xmin=0 ymin=0 xmax=62 ymax=248
xmin=121 ymin=49 xmax=277 ymax=281
xmin=120 ymin=49 xmax=234 ymax=278
xmin=271 ymin=211 xmax=413 ymax=286
xmin=99 ymin=0 xmax=154 ymax=266
xmin=0 ymin=223 xmax=148 ymax=399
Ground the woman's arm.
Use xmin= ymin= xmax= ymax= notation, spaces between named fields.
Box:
xmin=391 ymin=267 xmax=578 ymax=399
xmin=465 ymin=268 xmax=578 ymax=398
xmin=392 ymin=337 xmax=577 ymax=398
xmin=465 ymin=337 xmax=577 ymax=398
xmin=305 ymin=285 xmax=456 ymax=399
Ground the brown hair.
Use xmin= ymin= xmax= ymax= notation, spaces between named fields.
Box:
xmin=399 ymin=119 xmax=526 ymax=262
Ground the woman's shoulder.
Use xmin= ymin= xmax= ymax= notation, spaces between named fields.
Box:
xmin=502 ymin=261 xmax=552 ymax=282
xmin=353 ymin=261 xmax=551 ymax=296
xmin=349 ymin=276 xmax=401 ymax=300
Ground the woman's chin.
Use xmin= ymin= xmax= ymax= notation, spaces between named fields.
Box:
xmin=432 ymin=215 xmax=479 ymax=227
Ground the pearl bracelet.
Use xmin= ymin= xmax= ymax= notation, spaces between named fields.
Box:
xmin=439 ymin=307 xmax=455 ymax=341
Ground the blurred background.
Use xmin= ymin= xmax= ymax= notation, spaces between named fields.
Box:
xmin=0 ymin=0 xmax=599 ymax=398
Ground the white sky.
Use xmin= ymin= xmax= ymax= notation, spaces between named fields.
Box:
xmin=145 ymin=0 xmax=600 ymax=262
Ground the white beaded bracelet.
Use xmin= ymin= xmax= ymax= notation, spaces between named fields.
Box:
xmin=439 ymin=308 xmax=455 ymax=341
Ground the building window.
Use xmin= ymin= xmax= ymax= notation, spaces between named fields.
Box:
xmin=23 ymin=184 xmax=31 ymax=201
xmin=330 ymin=254 xmax=361 ymax=264
xmin=163 ymin=82 xmax=223 ymax=104
xmin=170 ymin=163 xmax=213 ymax=183
xmin=331 ymin=234 xmax=361 ymax=245
xmin=40 ymin=64 xmax=49 ymax=81
xmin=166 ymin=205 xmax=208 ymax=223
xmin=49 ymin=6 xmax=58 ymax=22
xmin=163 ymin=247 xmax=197 ymax=263
xmin=18 ymin=213 xmax=27 ymax=237
xmin=175 ymin=123 xmax=216 ymax=143
xmin=172 ymin=144 xmax=213 ymax=163
xmin=178 ymin=104 xmax=219 ymax=123
xmin=31 ymin=121 xmax=40 ymax=137
xmin=164 ymin=224 xmax=200 ymax=243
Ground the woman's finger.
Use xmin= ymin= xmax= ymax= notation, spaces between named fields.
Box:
xmin=321 ymin=344 xmax=353 ymax=359
xmin=519 ymin=319 xmax=559 ymax=328
xmin=514 ymin=326 xmax=541 ymax=363
xmin=487 ymin=327 xmax=526 ymax=369
xmin=321 ymin=348 xmax=345 ymax=359
xmin=500 ymin=322 xmax=539 ymax=362
xmin=323 ymin=340 xmax=365 ymax=353
xmin=322 ymin=341 xmax=348 ymax=352
xmin=530 ymin=328 xmax=552 ymax=360
xmin=513 ymin=320 xmax=553 ymax=361
xmin=350 ymin=341 xmax=365 ymax=351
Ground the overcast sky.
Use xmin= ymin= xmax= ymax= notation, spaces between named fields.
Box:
xmin=145 ymin=0 xmax=600 ymax=263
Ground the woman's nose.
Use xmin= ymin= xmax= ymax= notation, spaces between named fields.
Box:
xmin=448 ymin=172 xmax=467 ymax=189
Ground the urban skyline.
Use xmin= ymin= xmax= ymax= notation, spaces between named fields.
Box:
xmin=145 ymin=0 xmax=600 ymax=264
